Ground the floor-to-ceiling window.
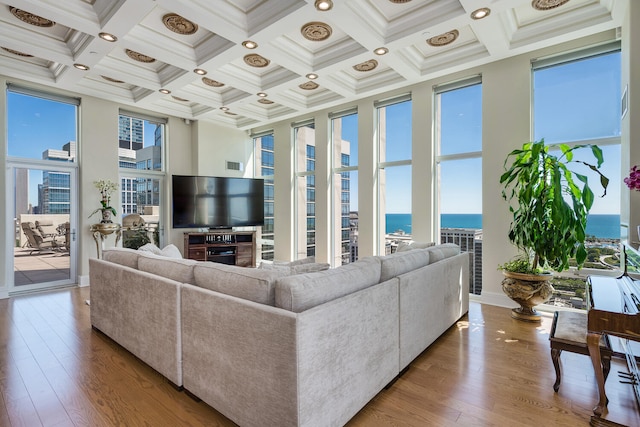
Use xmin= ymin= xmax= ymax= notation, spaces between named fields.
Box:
xmin=532 ymin=43 xmax=621 ymax=308
xmin=376 ymin=95 xmax=412 ymax=254
xmin=294 ymin=121 xmax=316 ymax=259
xmin=435 ymin=78 xmax=483 ymax=295
xmin=331 ymin=109 xmax=358 ymax=265
xmin=6 ymin=85 xmax=79 ymax=292
xmin=118 ymin=111 xmax=166 ymax=247
xmin=253 ymin=131 xmax=275 ymax=261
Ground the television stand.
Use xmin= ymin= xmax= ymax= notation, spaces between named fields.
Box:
xmin=183 ymin=230 xmax=256 ymax=267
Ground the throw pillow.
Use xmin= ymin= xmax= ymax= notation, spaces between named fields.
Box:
xmin=138 ymin=243 xmax=162 ymax=255
xmin=160 ymin=244 xmax=183 ymax=259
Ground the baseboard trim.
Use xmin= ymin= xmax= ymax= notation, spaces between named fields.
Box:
xmin=78 ymin=275 xmax=90 ymax=287
xmin=478 ymin=291 xmax=518 ymax=308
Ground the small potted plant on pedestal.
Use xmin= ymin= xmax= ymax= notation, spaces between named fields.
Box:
xmin=89 ymin=179 xmax=119 ymax=223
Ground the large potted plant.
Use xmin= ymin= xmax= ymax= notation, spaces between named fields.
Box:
xmin=499 ymin=139 xmax=609 ymax=321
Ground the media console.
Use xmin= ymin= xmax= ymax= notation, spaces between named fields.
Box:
xmin=183 ymin=231 xmax=256 ymax=267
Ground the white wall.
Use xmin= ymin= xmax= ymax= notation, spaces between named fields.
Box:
xmin=622 ymin=1 xmax=640 ymax=242
xmin=192 ymin=120 xmax=253 ymax=177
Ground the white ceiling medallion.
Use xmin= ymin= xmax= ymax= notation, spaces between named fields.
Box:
xmin=299 ymin=81 xmax=319 ymax=90
xmin=126 ymin=49 xmax=156 ymax=63
xmin=162 ymin=13 xmax=198 ymax=35
xmin=2 ymin=47 xmax=33 ymax=57
xmin=531 ymin=0 xmax=570 ymax=11
xmin=10 ymin=7 xmax=55 ymax=27
xmin=353 ymin=59 xmax=378 ymax=72
xmin=426 ymin=30 xmax=459 ymax=47
xmin=301 ymin=22 xmax=332 ymax=41
xmin=202 ymin=77 xmax=225 ymax=87
xmin=244 ymin=54 xmax=270 ymax=68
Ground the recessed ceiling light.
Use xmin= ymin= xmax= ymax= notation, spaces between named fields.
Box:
xmin=374 ymin=47 xmax=388 ymax=55
xmin=242 ymin=40 xmax=258 ymax=49
xmin=470 ymin=7 xmax=491 ymax=20
xmin=159 ymin=88 xmax=171 ymax=94
xmin=220 ymin=106 xmax=229 ymax=111
xmin=257 ymin=92 xmax=267 ymax=97
xmin=315 ymin=0 xmax=333 ymax=11
xmin=306 ymin=73 xmax=318 ymax=80
xmin=99 ymin=32 xmax=118 ymax=42
xmin=73 ymin=63 xmax=89 ymax=71
xmin=193 ymin=68 xmax=207 ymax=75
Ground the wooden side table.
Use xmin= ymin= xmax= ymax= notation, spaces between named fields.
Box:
xmin=90 ymin=223 xmax=122 ymax=258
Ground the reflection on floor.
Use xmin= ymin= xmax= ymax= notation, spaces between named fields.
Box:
xmin=13 ymin=247 xmax=70 ymax=285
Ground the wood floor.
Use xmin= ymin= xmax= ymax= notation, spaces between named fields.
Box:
xmin=1 ymin=287 xmax=639 ymax=427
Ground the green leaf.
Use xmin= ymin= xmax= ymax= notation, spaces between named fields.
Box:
xmin=500 ymin=138 xmax=609 ymax=273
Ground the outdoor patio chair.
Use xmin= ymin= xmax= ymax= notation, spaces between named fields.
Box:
xmin=21 ymin=222 xmax=60 ymax=255
xmin=35 ymin=220 xmax=58 ymax=238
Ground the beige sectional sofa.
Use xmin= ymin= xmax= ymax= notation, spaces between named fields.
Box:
xmin=89 ymin=243 xmax=469 ymax=427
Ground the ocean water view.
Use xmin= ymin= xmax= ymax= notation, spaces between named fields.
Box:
xmin=386 ymin=213 xmax=621 ymax=239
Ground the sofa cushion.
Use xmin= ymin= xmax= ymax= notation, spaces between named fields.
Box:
xmin=138 ymin=254 xmax=197 ymax=284
xmin=378 ymin=249 xmax=431 ymax=283
xmin=103 ymin=247 xmax=142 ymax=269
xmin=427 ymin=243 xmax=460 ymax=263
xmin=397 ymin=241 xmax=435 ymax=252
xmin=292 ymin=262 xmax=330 ymax=274
xmin=275 ymin=256 xmax=382 ymax=313
xmin=260 ymin=261 xmax=330 ymax=275
xmin=193 ymin=262 xmax=286 ymax=305
xmin=273 ymin=256 xmax=315 ymax=266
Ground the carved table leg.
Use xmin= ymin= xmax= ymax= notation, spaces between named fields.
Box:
xmin=551 ymin=347 xmax=562 ymax=392
xmin=92 ymin=230 xmax=103 ymax=259
xmin=587 ymin=331 xmax=607 ymax=416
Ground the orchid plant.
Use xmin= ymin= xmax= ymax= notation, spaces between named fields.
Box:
xmin=89 ymin=179 xmax=119 ymax=218
xmin=624 ymin=165 xmax=640 ymax=191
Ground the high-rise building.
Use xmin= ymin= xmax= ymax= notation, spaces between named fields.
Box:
xmin=39 ymin=142 xmax=74 ymax=214
xmin=441 ymin=228 xmax=483 ymax=295
xmin=118 ymin=115 xmax=162 ymax=215
xmin=118 ymin=115 xmax=143 ymax=150
xmin=255 ymin=134 xmax=275 ymax=261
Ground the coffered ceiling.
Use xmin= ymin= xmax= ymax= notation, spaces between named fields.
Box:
xmin=0 ymin=0 xmax=625 ymax=130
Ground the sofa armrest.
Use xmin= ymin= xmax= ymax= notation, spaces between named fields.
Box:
xmin=89 ymin=258 xmax=182 ymax=386
xmin=181 ymin=284 xmax=299 ymax=427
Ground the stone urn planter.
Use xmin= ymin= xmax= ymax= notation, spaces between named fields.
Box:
xmin=501 ymin=271 xmax=554 ymax=322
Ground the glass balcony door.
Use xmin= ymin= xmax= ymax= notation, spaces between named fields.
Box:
xmin=8 ymin=162 xmax=77 ymax=294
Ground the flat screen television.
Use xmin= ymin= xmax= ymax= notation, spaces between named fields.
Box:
xmin=172 ymin=175 xmax=264 ymax=229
